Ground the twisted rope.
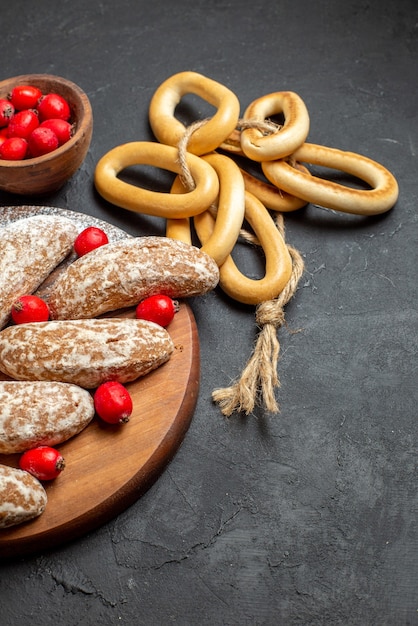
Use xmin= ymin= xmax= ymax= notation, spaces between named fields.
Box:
xmin=176 ymin=119 xmax=304 ymax=416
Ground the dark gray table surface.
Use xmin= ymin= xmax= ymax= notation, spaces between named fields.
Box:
xmin=1 ymin=1 xmax=416 ymax=624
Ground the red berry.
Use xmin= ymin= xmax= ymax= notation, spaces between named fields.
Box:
xmin=11 ymin=295 xmax=50 ymax=324
xmin=74 ymin=226 xmax=109 ymax=256
xmin=0 ymin=136 xmax=28 ymax=160
xmin=19 ymin=446 xmax=65 ymax=481
xmin=9 ymin=85 xmax=42 ymax=110
xmin=37 ymin=93 xmax=71 ymax=122
xmin=27 ymin=126 xmax=59 ymax=157
xmin=135 ymin=294 xmax=178 ymax=327
xmin=40 ymin=118 xmax=73 ymax=145
xmin=94 ymin=381 xmax=133 ymax=424
xmin=7 ymin=109 xmax=39 ymax=139
xmin=0 ymin=98 xmax=14 ymax=127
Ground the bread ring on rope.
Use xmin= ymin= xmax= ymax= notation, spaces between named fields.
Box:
xmin=195 ymin=153 xmax=246 ymax=266
xmin=218 ymin=132 xmax=309 ymax=211
xmin=165 ymin=176 xmax=194 ymax=243
xmin=166 ymin=217 xmax=192 ymax=244
xmin=194 ymin=191 xmax=293 ymax=305
xmin=240 ymin=91 xmax=310 ymax=162
xmin=148 ymin=71 xmax=240 ymax=156
xmin=262 ymin=143 xmax=399 ymax=215
xmin=94 ymin=141 xmax=219 ymax=218
xmin=219 ymin=128 xmax=246 ymax=156
xmin=166 ymin=154 xmax=246 ymax=266
xmin=218 ymin=138 xmax=309 ymax=212
xmin=239 ymin=164 xmax=309 ymax=213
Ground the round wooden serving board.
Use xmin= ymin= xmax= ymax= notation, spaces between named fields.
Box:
xmin=0 ymin=206 xmax=200 ymax=559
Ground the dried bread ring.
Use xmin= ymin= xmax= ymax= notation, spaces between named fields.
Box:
xmin=94 ymin=141 xmax=219 ymax=218
xmin=240 ymin=91 xmax=310 ymax=162
xmin=165 ymin=175 xmax=193 ymax=243
xmin=194 ymin=191 xmax=293 ymax=305
xmin=262 ymin=143 xmax=399 ymax=215
xmin=238 ymin=164 xmax=310 ymax=212
xmin=149 ymin=71 xmax=240 ymax=155
xmin=166 ymin=216 xmax=192 ymax=245
xmin=219 ymin=128 xmax=246 ymax=156
xmin=218 ymin=135 xmax=309 ymax=212
xmin=195 ymin=153 xmax=246 ymax=265
xmin=166 ymin=153 xmax=246 ymax=266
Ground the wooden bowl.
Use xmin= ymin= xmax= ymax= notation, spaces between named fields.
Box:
xmin=0 ymin=74 xmax=93 ymax=195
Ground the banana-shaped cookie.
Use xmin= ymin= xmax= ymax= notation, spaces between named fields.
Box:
xmin=0 ymin=318 xmax=174 ymax=388
xmin=0 ymin=381 xmax=95 ymax=454
xmin=46 ymin=236 xmax=219 ymax=320
xmin=0 ymin=464 xmax=47 ymax=529
xmin=0 ymin=215 xmax=78 ymax=329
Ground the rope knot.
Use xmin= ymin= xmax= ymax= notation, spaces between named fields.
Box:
xmin=174 ymin=117 xmax=305 ymax=417
xmin=255 ymin=300 xmax=285 ymax=328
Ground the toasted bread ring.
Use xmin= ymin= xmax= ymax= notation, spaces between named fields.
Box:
xmin=166 ymin=153 xmax=246 ymax=266
xmin=195 ymin=153 xmax=246 ymax=265
xmin=239 ymin=167 xmax=308 ymax=212
xmin=240 ymin=91 xmax=310 ymax=162
xmin=194 ymin=191 xmax=293 ymax=305
xmin=149 ymin=71 xmax=240 ymax=155
xmin=262 ymin=143 xmax=399 ymax=215
xmin=219 ymin=128 xmax=309 ymax=211
xmin=94 ymin=141 xmax=219 ymax=218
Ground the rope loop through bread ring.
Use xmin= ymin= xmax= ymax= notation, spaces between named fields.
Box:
xmin=196 ymin=153 xmax=246 ymax=265
xmin=262 ymin=143 xmax=399 ymax=216
xmin=194 ymin=190 xmax=293 ymax=305
xmin=94 ymin=141 xmax=219 ymax=219
xmin=166 ymin=153 xmax=246 ymax=267
xmin=148 ymin=71 xmax=240 ymax=156
xmin=240 ymin=91 xmax=310 ymax=162
xmin=218 ymin=126 xmax=310 ymax=212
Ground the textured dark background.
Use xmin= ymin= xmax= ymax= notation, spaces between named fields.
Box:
xmin=0 ymin=1 xmax=417 ymax=624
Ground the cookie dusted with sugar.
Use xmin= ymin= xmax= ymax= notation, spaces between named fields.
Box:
xmin=0 ymin=381 xmax=95 ymax=454
xmin=0 ymin=215 xmax=78 ymax=329
xmin=46 ymin=236 xmax=220 ymax=320
xmin=0 ymin=318 xmax=174 ymax=388
xmin=0 ymin=464 xmax=47 ymax=529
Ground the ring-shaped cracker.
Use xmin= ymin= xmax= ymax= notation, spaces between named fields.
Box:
xmin=165 ymin=217 xmax=192 ymax=245
xmin=166 ymin=153 xmax=246 ymax=266
xmin=218 ymin=133 xmax=309 ymax=212
xmin=240 ymin=91 xmax=310 ymax=162
xmin=149 ymin=71 xmax=240 ymax=156
xmin=262 ymin=143 xmax=399 ymax=215
xmin=94 ymin=141 xmax=219 ymax=219
xmin=195 ymin=153 xmax=246 ymax=265
xmin=194 ymin=191 xmax=293 ymax=305
xmin=239 ymin=165 xmax=309 ymax=213
xmin=165 ymin=176 xmax=193 ymax=243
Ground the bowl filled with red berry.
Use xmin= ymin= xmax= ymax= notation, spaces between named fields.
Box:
xmin=0 ymin=74 xmax=93 ymax=195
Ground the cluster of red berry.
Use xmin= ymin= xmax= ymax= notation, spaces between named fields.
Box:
xmin=12 ymin=225 xmax=179 ymax=481
xmin=0 ymin=84 xmax=73 ymax=160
